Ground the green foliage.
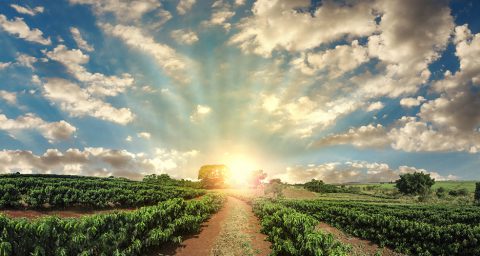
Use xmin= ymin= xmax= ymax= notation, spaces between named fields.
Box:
xmin=264 ymin=179 xmax=285 ymax=199
xmin=142 ymin=174 xmax=202 ymax=189
xmin=0 ymin=194 xmax=224 ymax=256
xmin=475 ymin=182 xmax=480 ymax=204
xmin=436 ymin=187 xmax=447 ymax=198
xmin=0 ymin=174 xmax=205 ymax=209
xmin=304 ymin=179 xmax=339 ymax=193
xmin=448 ymin=188 xmax=469 ymax=197
xmin=253 ymin=200 xmax=350 ymax=256
xmin=281 ymin=199 xmax=480 ymax=255
xmin=395 ymin=172 xmax=435 ymax=195
xmin=198 ymin=165 xmax=229 ymax=189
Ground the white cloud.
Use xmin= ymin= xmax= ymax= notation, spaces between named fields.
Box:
xmin=202 ymin=0 xmax=235 ymax=30
xmin=45 ymin=45 xmax=134 ymax=97
xmin=0 ymin=62 xmax=12 ymax=70
xmin=190 ymin=104 xmax=211 ymax=123
xmin=277 ymin=161 xmax=456 ymax=184
xmin=313 ymin=124 xmax=389 ymax=149
xmin=10 ymin=4 xmax=44 ymax=16
xmin=314 ymin=117 xmax=480 ymax=154
xmin=0 ymin=15 xmax=51 ymax=45
xmin=234 ymin=0 xmax=246 ymax=6
xmin=354 ymin=0 xmax=453 ymax=98
xmin=42 ymin=78 xmax=135 ymax=125
xmin=125 ymin=135 xmax=132 ymax=142
xmin=170 ymin=29 xmax=199 ymax=45
xmin=70 ymin=27 xmax=94 ymax=52
xmin=298 ymin=40 xmax=369 ymax=77
xmin=0 ymin=113 xmax=76 ymax=142
xmin=0 ymin=90 xmax=17 ymax=105
xmin=16 ymin=54 xmax=37 ymax=69
xmin=69 ymin=0 xmax=161 ymax=22
xmin=137 ymin=132 xmax=151 ymax=139
xmin=0 ymin=147 xmax=198 ymax=180
xmin=177 ymin=0 xmax=196 ymax=15
xmin=229 ymin=0 xmax=376 ymax=57
xmin=366 ymin=101 xmax=384 ymax=112
xmin=259 ymin=93 xmax=362 ymax=138
xmin=101 ymin=23 xmax=191 ymax=84
xmin=400 ymin=96 xmax=425 ymax=108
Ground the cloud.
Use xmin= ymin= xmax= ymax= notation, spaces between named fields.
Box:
xmin=400 ymin=96 xmax=426 ymax=108
xmin=202 ymin=0 xmax=235 ymax=30
xmin=69 ymin=0 xmax=161 ymax=22
xmin=229 ymin=0 xmax=376 ymax=57
xmin=16 ymin=54 xmax=37 ymax=69
xmin=0 ymin=90 xmax=17 ymax=105
xmin=0 ymin=62 xmax=12 ymax=70
xmin=45 ymin=45 xmax=134 ymax=97
xmin=0 ymin=147 xmax=199 ymax=180
xmin=190 ymin=104 xmax=211 ymax=123
xmin=295 ymin=40 xmax=369 ymax=77
xmin=366 ymin=101 xmax=384 ymax=112
xmin=101 ymin=23 xmax=191 ymax=84
xmin=177 ymin=0 xmax=196 ymax=15
xmin=42 ymin=78 xmax=135 ymax=125
xmin=234 ymin=0 xmax=246 ymax=6
xmin=10 ymin=4 xmax=44 ymax=16
xmin=259 ymin=93 xmax=362 ymax=138
xmin=277 ymin=161 xmax=457 ymax=184
xmin=137 ymin=132 xmax=151 ymax=139
xmin=0 ymin=15 xmax=51 ymax=45
xmin=70 ymin=27 xmax=94 ymax=52
xmin=170 ymin=29 xmax=199 ymax=45
xmin=314 ymin=117 xmax=480 ymax=154
xmin=313 ymin=124 xmax=389 ymax=149
xmin=354 ymin=0 xmax=453 ymax=98
xmin=0 ymin=113 xmax=76 ymax=142
xmin=125 ymin=135 xmax=132 ymax=142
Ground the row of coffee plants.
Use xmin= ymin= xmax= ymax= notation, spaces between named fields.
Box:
xmin=0 ymin=175 xmax=204 ymax=208
xmin=0 ymin=193 xmax=224 ymax=256
xmin=252 ymin=199 xmax=351 ymax=256
xmin=282 ymin=199 xmax=480 ymax=255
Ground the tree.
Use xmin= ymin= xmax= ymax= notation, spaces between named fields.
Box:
xmin=304 ymin=179 xmax=339 ymax=193
xmin=395 ymin=172 xmax=435 ymax=195
xmin=198 ymin=165 xmax=229 ymax=189
xmin=264 ymin=179 xmax=284 ymax=199
xmin=246 ymin=170 xmax=267 ymax=188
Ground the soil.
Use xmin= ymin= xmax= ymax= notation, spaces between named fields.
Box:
xmin=152 ymin=196 xmax=271 ymax=256
xmin=316 ymin=222 xmax=404 ymax=256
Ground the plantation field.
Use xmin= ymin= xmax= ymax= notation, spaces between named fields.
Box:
xmin=348 ymin=180 xmax=478 ymax=192
xmin=0 ymin=175 xmax=479 ymax=256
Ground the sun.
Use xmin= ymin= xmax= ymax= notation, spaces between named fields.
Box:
xmin=222 ymin=154 xmax=259 ymax=188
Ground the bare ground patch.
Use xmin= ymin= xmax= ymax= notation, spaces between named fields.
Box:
xmin=316 ymin=222 xmax=404 ymax=256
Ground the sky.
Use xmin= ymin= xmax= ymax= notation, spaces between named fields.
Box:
xmin=0 ymin=0 xmax=479 ymax=183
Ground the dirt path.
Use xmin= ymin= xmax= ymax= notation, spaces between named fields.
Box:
xmin=316 ymin=222 xmax=404 ymax=256
xmin=154 ymin=196 xmax=271 ymax=256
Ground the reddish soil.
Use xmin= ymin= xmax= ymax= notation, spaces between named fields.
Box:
xmin=0 ymin=208 xmax=136 ymax=219
xmin=152 ymin=196 xmax=271 ymax=256
xmin=316 ymin=222 xmax=404 ymax=256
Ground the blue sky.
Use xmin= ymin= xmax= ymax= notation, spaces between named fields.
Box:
xmin=0 ymin=0 xmax=479 ymax=183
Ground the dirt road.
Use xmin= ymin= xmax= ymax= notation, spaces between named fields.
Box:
xmin=155 ymin=196 xmax=271 ymax=256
